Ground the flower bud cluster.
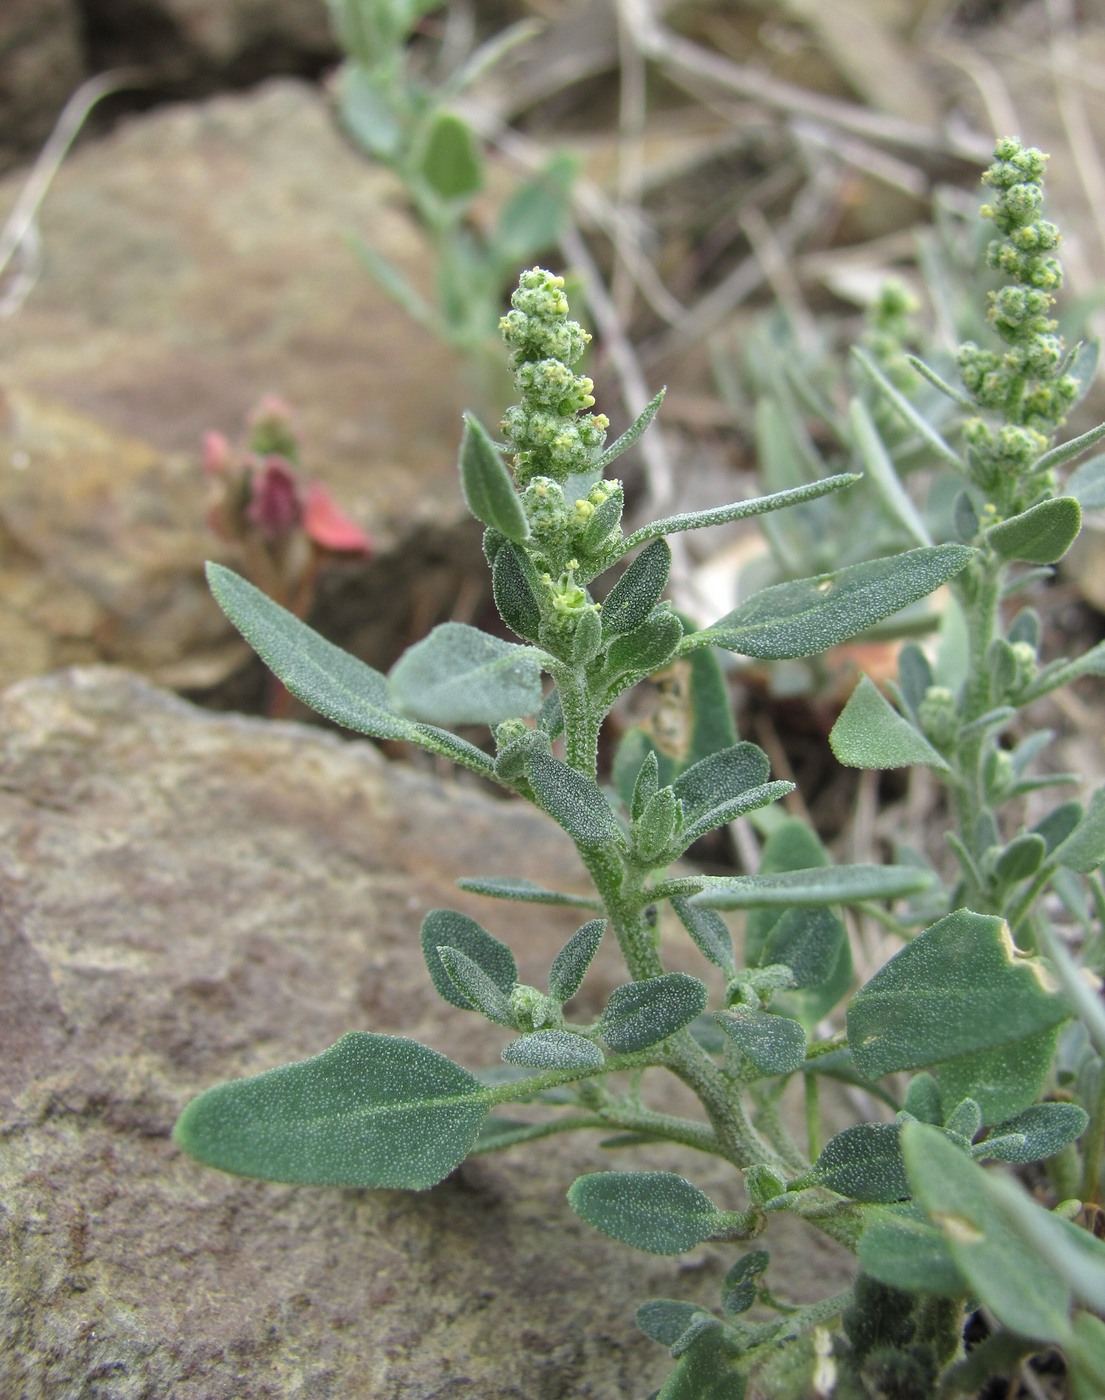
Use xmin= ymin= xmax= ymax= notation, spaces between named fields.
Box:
xmin=955 ymin=138 xmax=1080 ymax=502
xmin=499 ymin=268 xmax=610 ymax=486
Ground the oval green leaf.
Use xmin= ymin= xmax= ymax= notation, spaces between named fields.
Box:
xmin=501 ymin=1030 xmax=604 ymax=1073
xmin=600 ymin=973 xmax=708 ymax=1053
xmin=460 ymin=414 xmax=528 ymax=543
xmin=420 ymin=908 xmax=517 ymax=1011
xmin=987 ymin=496 xmax=1082 ymax=564
xmin=715 ymin=1007 xmax=806 ymax=1077
xmin=174 ymin=1031 xmax=490 ymax=1189
xmin=390 ymin=622 xmax=542 ymax=726
xmin=568 ymin=1170 xmax=724 ymax=1254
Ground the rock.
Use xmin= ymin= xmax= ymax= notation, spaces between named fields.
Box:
xmin=0 ymin=81 xmax=491 ymax=692
xmin=0 ymin=0 xmax=85 ymax=174
xmin=82 ymin=0 xmax=336 ymax=91
xmin=0 ymin=667 xmax=851 ymax=1397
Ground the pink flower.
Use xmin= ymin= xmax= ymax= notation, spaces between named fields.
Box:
xmin=246 ymin=457 xmax=302 ymax=540
xmin=202 ymin=430 xmax=231 ymax=476
xmin=303 ymin=481 xmax=372 ymax=555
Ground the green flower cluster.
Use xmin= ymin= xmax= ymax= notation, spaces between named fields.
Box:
xmin=956 ymin=138 xmax=1080 ymax=504
xmin=499 ymin=268 xmax=610 ymax=487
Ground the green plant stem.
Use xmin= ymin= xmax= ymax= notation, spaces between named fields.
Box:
xmin=805 ymin=1073 xmax=821 ymax=1162
xmin=1081 ymin=1066 xmax=1105 ymax=1205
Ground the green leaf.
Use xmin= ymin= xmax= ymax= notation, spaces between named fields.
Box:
xmin=1054 ymin=788 xmax=1105 ymax=872
xmin=987 ymin=496 xmax=1082 ymax=564
xmin=1067 ymin=453 xmax=1105 ymax=510
xmin=801 ymin=1122 xmax=911 ymax=1203
xmin=1070 ymin=1312 xmax=1105 ymax=1400
xmin=459 ymin=415 xmax=528 ymax=543
xmin=901 ymin=1122 xmax=1074 ymax=1344
xmin=349 ymin=234 xmax=440 ymax=335
xmin=761 ymin=906 xmax=847 ymax=990
xmin=976 ymin=1102 xmax=1089 ymax=1163
xmin=721 ymin=1250 xmax=770 ymax=1315
xmin=568 ymin=1171 xmax=724 ymax=1254
xmin=337 ymin=66 xmax=403 ymax=161
xmin=594 ymin=389 xmax=667 ymax=474
xmin=847 ymin=909 xmax=1068 ymax=1080
xmin=624 ymin=474 xmax=860 ymax=551
xmin=994 ymin=833 xmax=1047 ymax=885
xmin=673 ymin=743 xmax=769 ymax=825
xmin=548 ymin=919 xmax=607 ymax=1001
xmin=205 ymin=563 xmax=494 ymax=777
xmin=678 ymin=641 xmax=739 ymax=772
xmin=944 ymin=1098 xmax=982 ymax=1140
xmin=902 ymin=1073 xmax=943 ymax=1124
xmin=674 ymin=743 xmax=790 ymax=843
xmin=602 ymin=539 xmax=671 ymax=637
xmin=523 ymin=748 xmax=623 ymax=848
xmin=1032 ymin=418 xmax=1105 ymax=475
xmin=830 ymin=674 xmax=950 ymax=771
xmin=494 ymin=152 xmax=577 ymax=266
xmin=601 ymin=610 xmax=683 ymax=689
xmin=456 ymin=876 xmax=601 ymax=911
xmin=696 ymin=863 xmax=934 ymax=910
xmin=670 ymin=897 xmax=735 ymax=973
xmin=173 ymin=1031 xmax=490 ymax=1189
xmin=492 ymin=541 xmax=543 ymax=642
xmin=420 ymin=908 xmax=517 ymax=1011
xmin=858 ymin=1204 xmax=966 ymax=1297
xmin=656 ymin=1327 xmax=747 ymax=1400
xmin=501 ymin=1031 xmax=604 ymax=1073
xmin=853 ymin=347 xmax=966 ymax=470
xmin=437 ymin=947 xmax=516 ymax=1026
xmin=419 ymin=110 xmax=482 ymax=201
xmin=637 ymin=1300 xmax=710 ymax=1347
xmin=936 ymin=1024 xmax=1061 ymax=1125
xmin=600 ymin=973 xmax=708 ymax=1053
xmin=715 ymin=1007 xmax=806 ymax=1076
xmin=848 ymin=396 xmax=932 ymax=546
xmin=688 ymin=545 xmax=972 ymax=661
xmin=390 ymin=623 xmax=543 ymax=726
xmin=982 ymin=1177 xmax=1105 ymax=1317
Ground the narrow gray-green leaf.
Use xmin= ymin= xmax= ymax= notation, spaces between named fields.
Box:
xmin=1033 ymin=419 xmax=1105 ymax=475
xmin=437 ymin=946 xmax=516 ymax=1026
xmin=390 ymin=622 xmax=542 ymax=726
xmin=830 ymin=674 xmax=950 ymax=771
xmin=568 ymin=1171 xmax=724 ymax=1254
xmin=715 ymin=1007 xmax=806 ymax=1076
xmin=524 ymin=747 xmax=623 ymax=848
xmin=853 ymin=347 xmax=966 ymax=469
xmin=173 ymin=1031 xmax=490 ymax=1189
xmin=695 ymin=863 xmax=934 ymax=910
xmin=624 ymin=473 xmax=859 ymax=549
xmin=492 ymin=541 xmax=542 ymax=641
xmin=976 ymin=1102 xmax=1089 ymax=1163
xmin=459 ymin=414 xmax=528 ymax=543
xmin=594 ymin=388 xmax=666 ymax=473
xmin=848 ymin=909 xmax=1069 ymax=1080
xmin=206 ymin=563 xmax=494 ymax=777
xmin=501 ymin=1030 xmax=604 ymax=1073
xmin=549 ymin=919 xmax=607 ymax=1001
xmin=689 ymin=545 xmax=973 ymax=660
xmin=456 ymin=876 xmax=601 ymax=910
xmin=600 ymin=973 xmax=708 ymax=1053
xmin=721 ymin=1250 xmax=770 ymax=1315
xmin=987 ymin=497 xmax=1082 ymax=565
xmin=849 ymin=396 xmax=932 ymax=546
xmin=602 ymin=539 xmax=671 ymax=637
xmin=670 ymin=897 xmax=734 ymax=973
xmin=420 ymin=908 xmax=517 ymax=1011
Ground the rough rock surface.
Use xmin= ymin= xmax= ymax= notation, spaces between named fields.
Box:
xmin=0 ymin=667 xmax=851 ymax=1398
xmin=0 ymin=82 xmax=488 ymax=692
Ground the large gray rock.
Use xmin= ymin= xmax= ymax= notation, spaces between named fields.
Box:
xmin=0 ymin=668 xmax=850 ymax=1398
